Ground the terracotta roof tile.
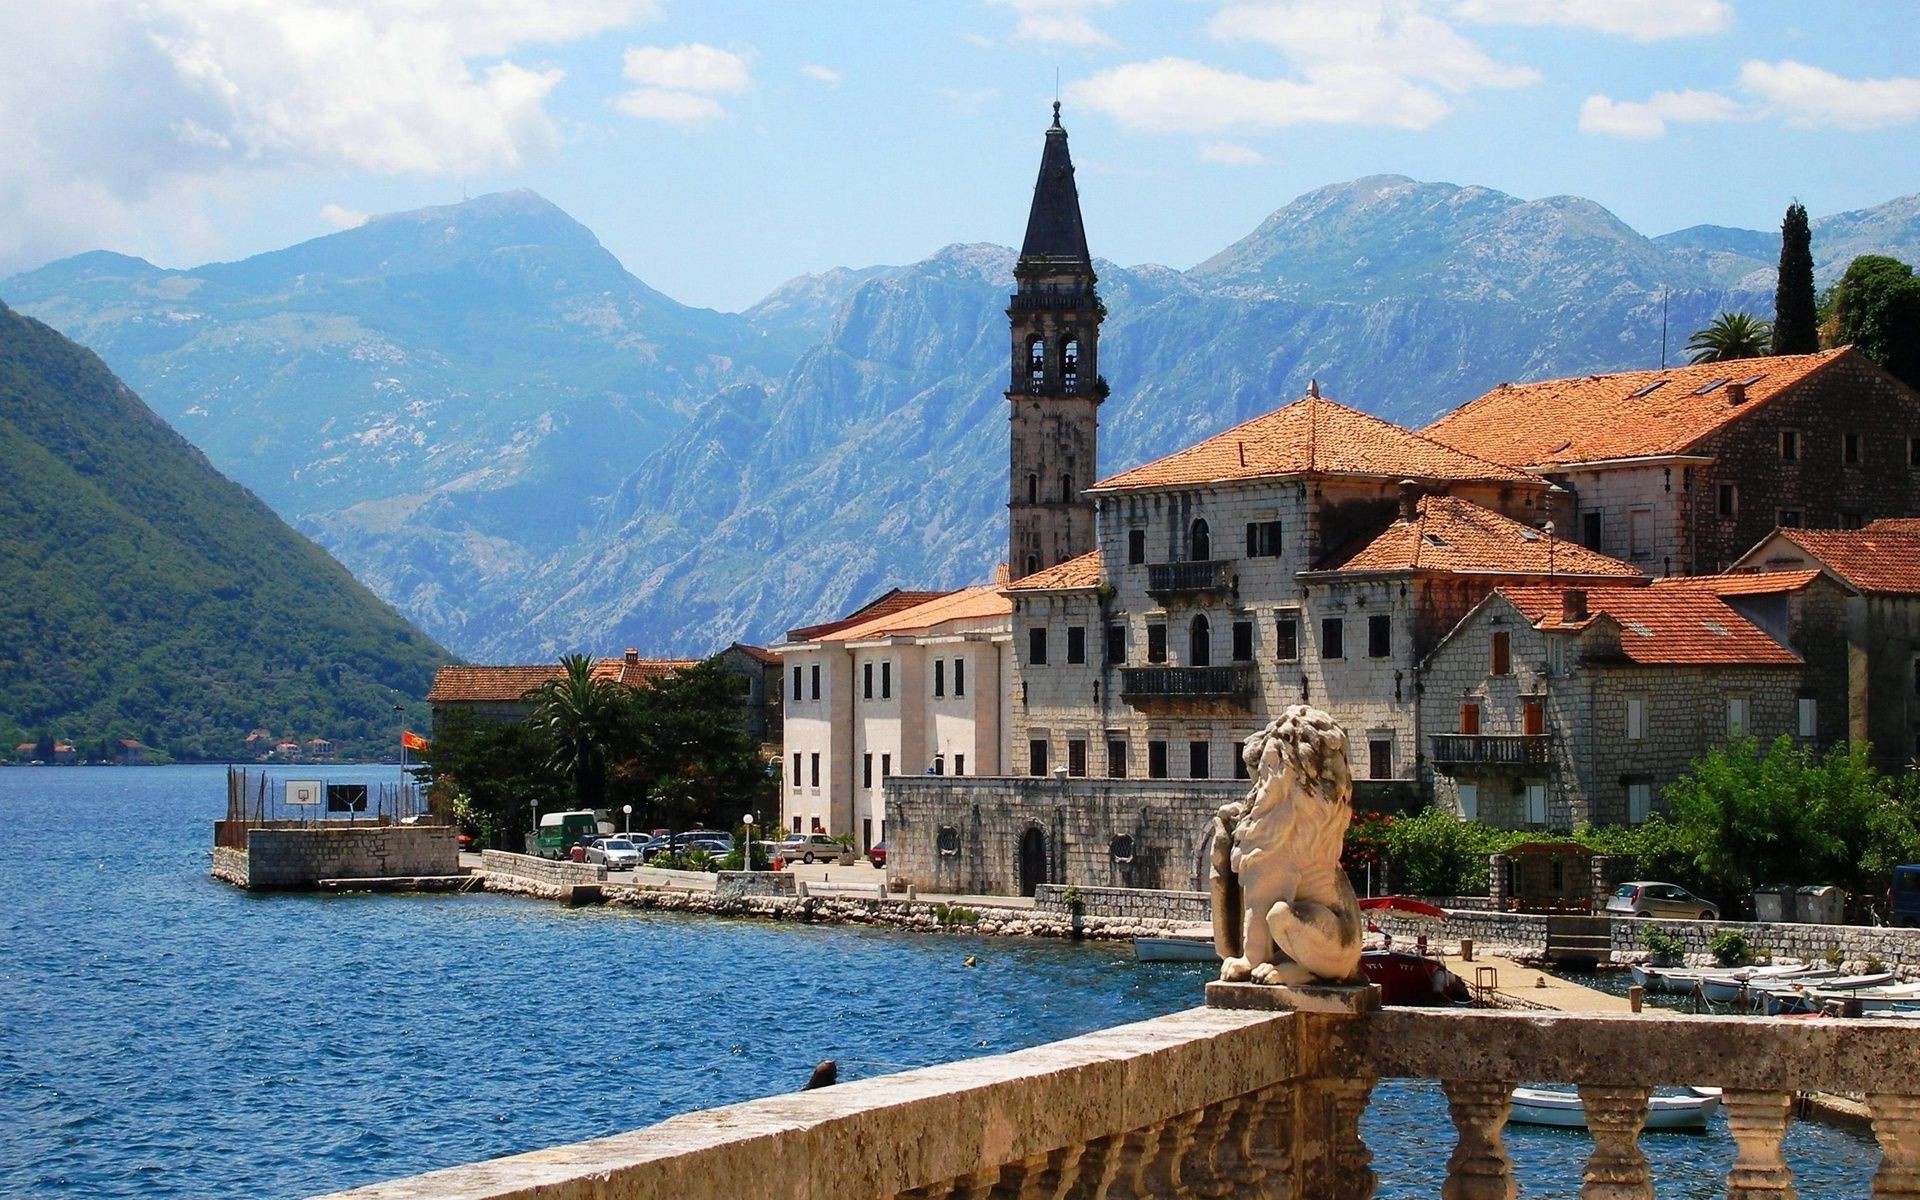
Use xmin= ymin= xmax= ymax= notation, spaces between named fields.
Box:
xmin=1319 ymin=495 xmax=1644 ymax=578
xmin=1090 ymin=393 xmax=1533 ymax=492
xmin=786 ymin=589 xmax=953 ymax=641
xmin=1865 ymin=517 xmax=1920 ymax=534
xmin=1498 ymin=585 xmax=1799 ymax=666
xmin=1005 ymin=550 xmax=1103 ymax=592
xmin=427 ymin=656 xmax=697 ymax=703
xmin=727 ymin=642 xmax=781 ymax=666
xmin=817 ymin=586 xmax=1011 ymax=642
xmin=1423 ymin=349 xmax=1850 ymax=468
xmin=1770 ymin=527 xmax=1920 ymax=594
xmin=1653 ymin=569 xmax=1826 ymax=596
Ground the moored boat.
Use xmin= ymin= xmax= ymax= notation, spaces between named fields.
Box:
xmin=1508 ymin=1086 xmax=1721 ymax=1131
xmin=1757 ymin=971 xmax=1898 ymax=1015
xmin=1696 ymin=964 xmax=1833 ymax=1005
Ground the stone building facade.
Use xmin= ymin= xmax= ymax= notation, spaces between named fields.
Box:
xmin=1424 ymin=347 xmax=1920 ymax=575
xmin=1420 ymin=584 xmax=1805 ymax=829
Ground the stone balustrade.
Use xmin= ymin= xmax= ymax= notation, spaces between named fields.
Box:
xmin=313 ymin=999 xmax=1920 ymax=1200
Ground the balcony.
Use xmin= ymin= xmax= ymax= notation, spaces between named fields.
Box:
xmin=1120 ymin=664 xmax=1252 ymax=703
xmin=331 ymin=997 xmax=1920 ymax=1200
xmin=1430 ymin=732 xmax=1553 ymax=768
xmin=1145 ymin=559 xmax=1231 ymax=598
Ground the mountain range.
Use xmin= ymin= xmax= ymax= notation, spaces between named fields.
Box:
xmin=5 ymin=177 xmax=1917 ymax=661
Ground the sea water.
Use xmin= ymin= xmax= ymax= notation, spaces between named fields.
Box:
xmin=0 ymin=765 xmax=1878 ymax=1198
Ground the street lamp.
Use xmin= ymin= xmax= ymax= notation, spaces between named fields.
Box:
xmin=622 ymin=803 xmax=633 ymax=835
xmin=530 ymin=797 xmax=540 ymax=856
xmin=392 ymin=703 xmax=406 ymax=821
xmin=742 ymin=813 xmax=756 ymax=870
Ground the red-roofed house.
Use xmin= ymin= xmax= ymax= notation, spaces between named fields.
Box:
xmin=1419 ymin=582 xmax=1812 ymax=828
xmin=427 ymin=650 xmax=701 ymax=729
xmin=1424 ymin=347 xmax=1920 ymax=576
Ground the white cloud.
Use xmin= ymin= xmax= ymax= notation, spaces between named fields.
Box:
xmin=614 ymin=43 xmax=750 ymax=123
xmin=319 ymin=203 xmax=369 ymax=230
xmin=1739 ymin=59 xmax=1920 ymax=131
xmin=1199 ymin=141 xmax=1268 ymax=164
xmin=939 ymin=87 xmax=999 ymax=115
xmin=1578 ymin=88 xmax=1740 ymax=138
xmin=986 ymin=0 xmax=1117 ymax=47
xmin=1453 ymin=0 xmax=1730 ymax=42
xmin=801 ymin=64 xmax=842 ymax=84
xmin=1073 ymin=1 xmax=1536 ymax=135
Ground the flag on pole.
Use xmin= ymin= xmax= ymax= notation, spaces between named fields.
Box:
xmin=402 ymin=730 xmax=430 ymax=752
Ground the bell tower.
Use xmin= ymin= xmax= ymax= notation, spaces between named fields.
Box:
xmin=1008 ymin=102 xmax=1102 ymax=581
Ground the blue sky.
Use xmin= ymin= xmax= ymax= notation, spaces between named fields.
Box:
xmin=2 ymin=1 xmax=1916 ymax=311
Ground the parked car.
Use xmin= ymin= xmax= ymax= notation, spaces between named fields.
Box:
xmin=456 ymin=829 xmax=477 ymax=853
xmin=1606 ymin=881 xmax=1719 ymax=921
xmin=867 ymin=841 xmax=887 ymax=869
xmin=671 ymin=830 xmax=734 ymax=853
xmin=584 ymin=837 xmax=641 ymax=871
xmin=779 ymin=833 xmax=843 ymax=864
xmin=636 ymin=835 xmax=672 ymax=860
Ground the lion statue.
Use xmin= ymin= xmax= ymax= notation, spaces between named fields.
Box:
xmin=1211 ymin=705 xmax=1364 ymax=987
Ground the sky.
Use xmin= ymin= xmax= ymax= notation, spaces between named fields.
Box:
xmin=1 ymin=0 xmax=1917 ymax=313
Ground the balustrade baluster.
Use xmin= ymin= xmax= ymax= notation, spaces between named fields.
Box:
xmin=1577 ymin=1085 xmax=1653 ymax=1200
xmin=1178 ymin=1096 xmax=1242 ymax=1199
xmin=1136 ymin=1108 xmax=1204 ymax=1199
xmin=989 ymin=1145 xmax=1082 ymax=1200
xmin=1440 ymin=1078 xmax=1516 ymax=1200
xmin=1869 ymin=1093 xmax=1920 ymax=1199
xmin=1723 ymin=1089 xmax=1797 ymax=1200
xmin=1300 ymin=1072 xmax=1376 ymax=1200
xmin=1089 ymin=1121 xmax=1166 ymax=1200
xmin=1242 ymin=1082 xmax=1297 ymax=1199
xmin=1061 ymin=1132 xmax=1122 ymax=1200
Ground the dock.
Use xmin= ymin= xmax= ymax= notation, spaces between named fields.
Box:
xmin=1441 ymin=950 xmax=1647 ymax=1014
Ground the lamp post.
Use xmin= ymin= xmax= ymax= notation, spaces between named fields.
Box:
xmin=530 ymin=797 xmax=540 ymax=856
xmin=622 ymin=803 xmax=633 ymax=836
xmin=742 ymin=813 xmax=756 ymax=870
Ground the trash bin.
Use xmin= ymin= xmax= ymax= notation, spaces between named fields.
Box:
xmin=1751 ymin=886 xmax=1791 ymax=923
xmin=1796 ymin=885 xmax=1845 ymax=925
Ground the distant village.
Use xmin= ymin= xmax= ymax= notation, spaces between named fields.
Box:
xmin=430 ymin=112 xmax=1920 ymax=897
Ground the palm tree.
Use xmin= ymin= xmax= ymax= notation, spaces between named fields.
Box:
xmin=1686 ymin=312 xmax=1772 ymax=363
xmin=524 ymin=654 xmax=625 ymax=809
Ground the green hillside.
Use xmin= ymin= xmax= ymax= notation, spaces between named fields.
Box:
xmin=0 ymin=301 xmax=450 ymax=761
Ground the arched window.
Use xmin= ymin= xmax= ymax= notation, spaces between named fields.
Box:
xmin=1025 ymin=554 xmax=1040 ymax=575
xmin=1026 ymin=473 xmax=1039 ymax=503
xmin=1027 ymin=337 xmax=1046 ymax=385
xmin=1190 ymin=518 xmax=1211 ymax=562
xmin=1190 ymin=614 xmax=1212 ymax=667
xmin=1062 ymin=338 xmax=1080 ymax=388
xmin=1060 ymin=474 xmax=1074 ymax=502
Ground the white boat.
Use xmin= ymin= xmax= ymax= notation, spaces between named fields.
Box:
xmin=1758 ymin=972 xmax=1898 ymax=1015
xmin=1133 ymin=933 xmax=1215 ymax=963
xmin=1696 ymin=964 xmax=1834 ymax=1005
xmin=1798 ymin=980 xmax=1920 ymax=1011
xmin=1509 ymin=1086 xmax=1721 ymax=1131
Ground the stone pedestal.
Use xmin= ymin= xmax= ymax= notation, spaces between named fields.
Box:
xmin=1206 ymin=980 xmax=1383 ymax=1015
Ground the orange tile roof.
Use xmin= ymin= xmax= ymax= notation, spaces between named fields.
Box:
xmin=427 ymin=656 xmax=697 ymax=702
xmin=1005 ymin=550 xmax=1103 ymax=592
xmin=1090 ymin=393 xmax=1533 ymax=492
xmin=1768 ymin=527 xmax=1920 ymax=594
xmin=786 ymin=589 xmax=953 ymax=641
xmin=1423 ymin=349 xmax=1850 ymax=468
xmin=1653 ymin=569 xmax=1826 ymax=596
xmin=1318 ymin=495 xmax=1644 ymax=578
xmin=1866 ymin=517 xmax=1920 ymax=534
xmin=817 ymin=585 xmax=1011 ymax=642
xmin=1498 ymin=585 xmax=1799 ymax=666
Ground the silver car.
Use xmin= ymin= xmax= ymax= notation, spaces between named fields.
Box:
xmin=585 ymin=837 xmax=641 ymax=871
xmin=1606 ymin=881 xmax=1719 ymax=921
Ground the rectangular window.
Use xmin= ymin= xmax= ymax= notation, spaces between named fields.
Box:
xmin=1844 ymin=432 xmax=1862 ymax=464
xmin=953 ymin=753 xmax=965 ymax=776
xmin=1457 ymin=784 xmax=1479 ymax=822
xmin=862 ymin=818 xmax=872 ymax=853
xmin=1107 ymin=738 xmax=1127 ymax=778
xmin=1106 ymin=623 xmax=1127 ymax=664
xmin=1628 ymin=781 xmax=1652 ymax=825
xmin=1128 ymin=528 xmax=1146 ymax=564
xmin=1028 ymin=739 xmax=1048 ymax=777
xmin=863 ymin=753 xmax=873 ymax=789
xmin=1912 ymin=437 xmax=1920 ymax=468
xmin=863 ymin=662 xmax=873 ymax=700
xmin=791 ymin=752 xmax=801 ymax=791
xmin=1523 ymin=699 xmax=1545 ymax=736
xmin=1368 ymin=738 xmax=1393 ymax=780
xmin=1245 ymin=519 xmax=1283 ymax=557
xmin=881 ymin=753 xmax=891 ymax=778
xmin=933 ymin=659 xmax=945 ymax=697
xmin=1232 ymin=620 xmax=1254 ymax=662
xmin=792 ymin=816 xmax=802 ymax=834
xmin=1368 ymin=614 xmax=1391 ymax=658
xmin=1067 ymin=626 xmax=1085 ymax=665
xmin=1780 ymin=430 xmax=1800 ymax=461
xmin=810 ymin=664 xmax=821 ymax=701
xmin=809 ymin=752 xmax=820 ymax=788
xmin=1321 ymin=617 xmax=1345 ymax=659
xmin=1459 ymin=702 xmax=1481 ymax=735
xmin=881 ymin=661 xmax=891 ymax=699
xmin=1275 ymin=611 xmax=1299 ymax=661
xmin=1490 ymin=631 xmax=1511 ymax=676
xmin=954 ymin=657 xmax=965 ymax=697
xmin=1778 ymin=509 xmax=1802 ymax=529
xmin=1717 ymin=484 xmax=1737 ymax=518
xmin=1147 ymin=623 xmax=1167 ymax=663
xmin=1582 ymin=510 xmax=1603 ymax=549
xmin=1189 ymin=740 xmax=1210 ymax=779
xmin=1525 ymin=783 xmax=1547 ymax=825
xmin=1798 ymin=697 xmax=1818 ymax=737
xmin=1727 ymin=696 xmax=1749 ymax=735
xmin=1233 ymin=749 xmax=1250 ymax=779
xmin=1029 ymin=627 xmax=1048 ymax=665
xmin=1147 ymin=740 xmax=1168 ymax=779
xmin=1068 ymin=739 xmax=1087 ymax=777
xmin=792 ymin=665 xmax=802 ymax=702
xmin=1626 ymin=697 xmax=1646 ymax=741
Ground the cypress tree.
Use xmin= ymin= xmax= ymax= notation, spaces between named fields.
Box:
xmin=1773 ymin=202 xmax=1818 ymax=355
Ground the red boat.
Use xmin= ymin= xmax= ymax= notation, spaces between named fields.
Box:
xmin=1362 ymin=949 xmax=1472 ymax=1006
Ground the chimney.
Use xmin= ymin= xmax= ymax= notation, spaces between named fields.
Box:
xmin=624 ymin=648 xmax=639 ymax=665
xmin=1398 ymin=479 xmax=1420 ymax=522
xmin=1727 ymin=381 xmax=1748 ymax=404
xmin=1562 ymin=589 xmax=1588 ymax=623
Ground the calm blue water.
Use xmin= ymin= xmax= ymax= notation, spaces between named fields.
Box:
xmin=0 ymin=766 xmax=1878 ymax=1198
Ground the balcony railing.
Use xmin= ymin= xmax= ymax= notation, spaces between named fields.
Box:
xmin=322 ymin=997 xmax=1920 ymax=1200
xmin=1120 ymin=664 xmax=1251 ymax=701
xmin=1146 ymin=559 xmax=1231 ymax=596
xmin=1430 ymin=732 xmax=1553 ymax=767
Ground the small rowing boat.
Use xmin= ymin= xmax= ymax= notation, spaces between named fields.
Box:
xmin=1508 ymin=1086 xmax=1721 ymax=1131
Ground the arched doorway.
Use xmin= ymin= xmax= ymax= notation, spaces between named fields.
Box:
xmin=1018 ymin=827 xmax=1048 ymax=897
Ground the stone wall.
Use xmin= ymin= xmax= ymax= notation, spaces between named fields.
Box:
xmin=238 ymin=825 xmax=458 ymax=889
xmin=1614 ymin=915 xmax=1920 ymax=972
xmin=1033 ymin=883 xmax=1211 ymax=924
xmin=211 ymin=845 xmax=249 ymax=886
xmin=714 ymin=871 xmax=797 ymax=901
xmin=1369 ymin=907 xmax=1552 ymax=955
xmin=887 ymin=775 xmax=1239 ymax=896
xmin=480 ymin=850 xmax=606 ymax=897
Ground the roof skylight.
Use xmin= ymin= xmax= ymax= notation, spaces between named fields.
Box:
xmin=1628 ymin=380 xmax=1667 ymax=398
xmin=1694 ymin=379 xmax=1730 ymax=396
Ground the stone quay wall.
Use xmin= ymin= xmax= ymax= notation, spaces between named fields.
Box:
xmin=231 ymin=825 xmax=458 ymax=889
xmin=714 ymin=871 xmax=798 ymax=901
xmin=480 ymin=850 xmax=606 ymax=899
xmin=600 ymin=887 xmax=1200 ymax=941
xmin=1613 ymin=915 xmax=1920 ymax=973
xmin=211 ymin=845 xmax=250 ymax=887
xmin=1033 ymin=883 xmax=1212 ymax=925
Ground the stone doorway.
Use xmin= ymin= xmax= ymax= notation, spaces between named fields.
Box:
xmin=1018 ymin=827 xmax=1047 ymax=897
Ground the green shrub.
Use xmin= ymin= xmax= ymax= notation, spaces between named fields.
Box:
xmin=1642 ymin=926 xmax=1685 ymax=964
xmin=1709 ymin=929 xmax=1753 ymax=967
xmin=1376 ymin=809 xmax=1526 ymax=896
xmin=1826 ymin=944 xmax=1845 ymax=967
xmin=1867 ymin=953 xmax=1886 ymax=973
